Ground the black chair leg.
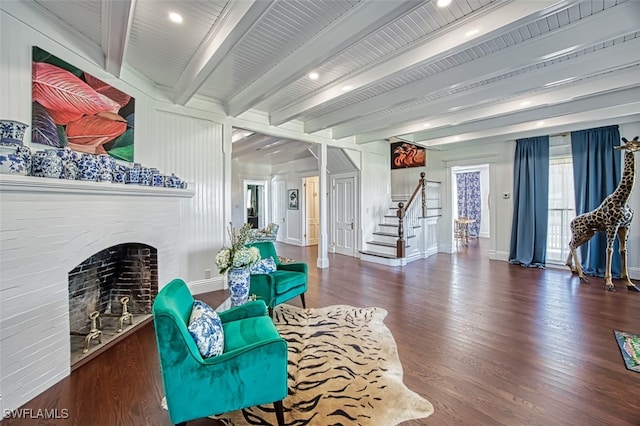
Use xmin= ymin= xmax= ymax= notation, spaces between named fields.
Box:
xmin=274 ymin=400 xmax=285 ymax=426
xmin=176 ymin=422 xmax=187 ymax=426
xmin=300 ymin=293 xmax=306 ymax=308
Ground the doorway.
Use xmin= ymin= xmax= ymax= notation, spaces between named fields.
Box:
xmin=303 ymin=176 xmax=320 ymax=246
xmin=244 ymin=180 xmax=267 ymax=229
xmin=451 ymin=164 xmax=490 ymax=248
xmin=331 ymin=172 xmax=358 ymax=256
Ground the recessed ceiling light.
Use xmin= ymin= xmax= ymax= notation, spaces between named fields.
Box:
xmin=168 ymin=12 xmax=183 ymax=24
xmin=453 ymin=136 xmax=460 ymax=141
xmin=537 ymin=121 xmax=545 ymax=126
xmin=465 ymin=29 xmax=479 ymax=37
xmin=437 ymin=0 xmax=452 ymax=7
xmin=520 ymin=101 xmax=531 ymax=106
xmin=341 ymin=85 xmax=353 ymax=91
xmin=308 ymin=72 xmax=319 ymax=80
xmin=422 ymin=123 xmax=431 ymax=128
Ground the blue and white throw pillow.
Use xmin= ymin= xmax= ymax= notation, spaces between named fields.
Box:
xmin=249 ymin=256 xmax=277 ymax=274
xmin=188 ymin=300 xmax=224 ymax=358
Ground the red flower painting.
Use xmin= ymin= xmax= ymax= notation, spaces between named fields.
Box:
xmin=390 ymin=142 xmax=425 ymax=169
xmin=31 ymin=47 xmax=135 ymax=161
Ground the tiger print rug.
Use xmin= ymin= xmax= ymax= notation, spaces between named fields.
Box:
xmin=213 ymin=303 xmax=434 ymax=425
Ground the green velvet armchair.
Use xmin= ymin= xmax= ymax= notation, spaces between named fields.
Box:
xmin=152 ymin=278 xmax=287 ymax=426
xmin=247 ymin=241 xmax=307 ymax=316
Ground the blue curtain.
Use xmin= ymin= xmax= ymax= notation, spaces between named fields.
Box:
xmin=570 ymin=125 xmax=622 ymax=278
xmin=456 ymin=171 xmax=481 ymax=236
xmin=509 ymin=136 xmax=549 ymax=267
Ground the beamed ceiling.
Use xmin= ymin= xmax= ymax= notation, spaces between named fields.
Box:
xmin=9 ymin=0 xmax=640 ymax=164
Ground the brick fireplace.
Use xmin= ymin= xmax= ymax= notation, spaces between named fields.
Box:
xmin=0 ymin=175 xmax=194 ymax=415
xmin=68 ymin=243 xmax=159 ymax=365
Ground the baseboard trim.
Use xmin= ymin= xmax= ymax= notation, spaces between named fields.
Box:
xmin=189 ymin=277 xmax=225 ymax=295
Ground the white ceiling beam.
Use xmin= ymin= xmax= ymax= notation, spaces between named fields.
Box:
xmin=318 ymin=0 xmax=640 ymax=137
xmin=101 ymin=0 xmax=134 ymax=78
xmin=419 ymin=104 xmax=640 ymax=148
xmin=270 ymin=0 xmax=566 ymax=127
xmin=226 ymin=0 xmax=423 ymax=117
xmin=415 ymin=86 xmax=640 ymax=142
xmin=173 ymin=0 xmax=274 ymax=106
xmin=355 ymin=67 xmax=640 ymax=144
xmin=334 ymin=38 xmax=640 ymax=139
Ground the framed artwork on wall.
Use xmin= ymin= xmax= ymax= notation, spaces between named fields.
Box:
xmin=288 ymin=189 xmax=299 ymax=210
xmin=390 ymin=141 xmax=425 ymax=169
xmin=31 ymin=46 xmax=136 ymax=162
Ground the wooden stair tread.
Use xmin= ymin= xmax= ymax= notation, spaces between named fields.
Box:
xmin=359 ymin=250 xmax=398 ymax=259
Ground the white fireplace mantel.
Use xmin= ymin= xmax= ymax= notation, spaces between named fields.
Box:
xmin=0 ymin=174 xmax=196 ymax=197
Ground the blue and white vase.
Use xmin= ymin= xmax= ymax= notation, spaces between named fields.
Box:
xmin=126 ymin=163 xmax=141 ymax=184
xmin=0 ymin=142 xmax=31 ymax=175
xmin=113 ymin=164 xmax=127 ymax=183
xmin=0 ymin=152 xmax=29 ymax=175
xmin=0 ymin=120 xmax=29 ymax=145
xmin=31 ymin=149 xmax=62 ymax=178
xmin=77 ymin=153 xmax=98 ymax=181
xmin=96 ymin=154 xmax=115 ymax=182
xmin=62 ymin=162 xmax=79 ymax=180
xmin=151 ymin=168 xmax=163 ymax=187
xmin=227 ymin=268 xmax=250 ymax=306
xmin=56 ymin=148 xmax=79 ymax=180
xmin=139 ymin=166 xmax=152 ymax=186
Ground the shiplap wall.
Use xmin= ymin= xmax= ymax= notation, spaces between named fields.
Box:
xmin=0 ymin=9 xmax=228 ymax=413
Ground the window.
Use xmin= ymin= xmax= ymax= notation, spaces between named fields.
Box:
xmin=546 ymin=156 xmax=576 ymax=263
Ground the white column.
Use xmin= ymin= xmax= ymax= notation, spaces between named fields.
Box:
xmin=317 ymin=143 xmax=330 ymax=268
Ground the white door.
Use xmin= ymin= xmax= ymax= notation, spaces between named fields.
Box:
xmin=333 ymin=175 xmax=356 ymax=256
xmin=305 ymin=177 xmax=319 ymax=246
xmin=272 ymin=180 xmax=286 ymax=241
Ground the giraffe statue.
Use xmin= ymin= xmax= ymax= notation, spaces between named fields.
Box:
xmin=566 ymin=136 xmax=640 ymax=292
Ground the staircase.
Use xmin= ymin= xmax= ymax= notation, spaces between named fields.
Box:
xmin=360 ymin=197 xmax=420 ymax=266
xmin=360 ymin=173 xmax=441 ymax=266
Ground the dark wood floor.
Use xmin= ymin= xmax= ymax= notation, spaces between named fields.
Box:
xmin=4 ymin=239 xmax=640 ymax=425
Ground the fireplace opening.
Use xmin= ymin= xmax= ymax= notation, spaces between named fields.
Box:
xmin=68 ymin=243 xmax=158 ymax=367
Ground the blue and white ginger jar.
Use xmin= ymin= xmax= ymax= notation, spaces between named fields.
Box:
xmin=0 ymin=120 xmax=29 ymax=145
xmin=0 ymin=142 xmax=31 ymax=175
xmin=78 ymin=153 xmax=98 ymax=181
xmin=227 ymin=268 xmax=251 ymax=306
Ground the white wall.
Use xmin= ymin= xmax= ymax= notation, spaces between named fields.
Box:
xmin=231 ymin=161 xmax=272 ymax=227
xmin=391 ymin=165 xmax=427 ymax=198
xmin=272 ymin=157 xmax=319 ymax=245
xmin=429 ymin=125 xmax=640 ymax=279
xmin=427 ymin=140 xmax=515 ymax=259
xmin=452 ymin=164 xmax=490 ymax=239
xmin=0 ymin=8 xmax=229 ymax=413
xmin=360 ymin=141 xmax=391 ymax=250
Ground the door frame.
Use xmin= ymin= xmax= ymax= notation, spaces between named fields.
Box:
xmin=243 ymin=179 xmax=269 ymax=228
xmin=302 ymin=176 xmax=320 ymax=246
xmin=330 ymin=171 xmax=359 ymax=256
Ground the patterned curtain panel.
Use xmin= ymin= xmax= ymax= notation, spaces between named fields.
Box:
xmin=456 ymin=171 xmax=481 ymax=237
xmin=570 ymin=125 xmax=622 ymax=278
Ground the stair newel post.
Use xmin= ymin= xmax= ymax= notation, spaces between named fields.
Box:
xmin=396 ymin=202 xmax=406 ymax=258
xmin=420 ymin=172 xmax=426 ymax=218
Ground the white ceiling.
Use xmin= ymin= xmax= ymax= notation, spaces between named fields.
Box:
xmin=17 ymin=0 xmax=640 ymax=163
